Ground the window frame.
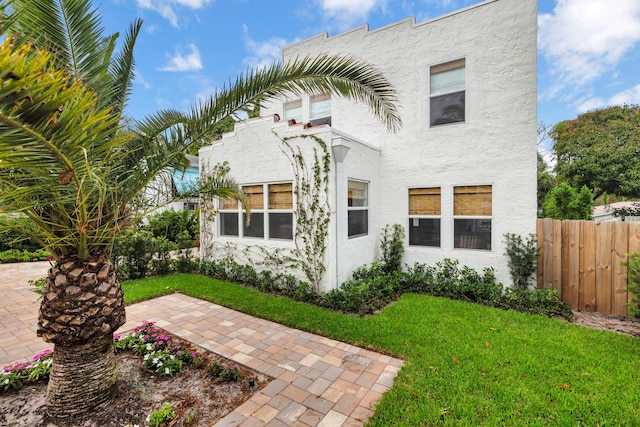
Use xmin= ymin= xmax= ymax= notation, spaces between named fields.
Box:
xmin=219 ymin=197 xmax=240 ymax=237
xmin=453 ymin=184 xmax=492 ymax=251
xmin=218 ymin=182 xmax=294 ymax=241
xmin=283 ymin=99 xmax=302 ymax=123
xmin=267 ymin=182 xmax=294 ymax=241
xmin=408 ymin=187 xmax=441 ymax=248
xmin=310 ymin=93 xmax=331 ymax=119
xmin=347 ymin=179 xmax=369 ymax=238
xmin=429 ymin=58 xmax=466 ymax=127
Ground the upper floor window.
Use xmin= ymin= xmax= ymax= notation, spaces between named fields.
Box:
xmin=453 ymin=185 xmax=491 ymax=250
xmin=348 ymin=180 xmax=368 ymax=238
xmin=430 ymin=58 xmax=465 ymax=126
xmin=310 ymin=93 xmax=331 ymax=119
xmin=408 ymin=187 xmax=441 ymax=247
xmin=284 ymin=99 xmax=302 ymax=123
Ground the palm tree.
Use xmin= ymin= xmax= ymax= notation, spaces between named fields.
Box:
xmin=0 ymin=0 xmax=400 ymax=422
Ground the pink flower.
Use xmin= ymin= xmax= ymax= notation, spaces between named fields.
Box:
xmin=4 ymin=366 xmax=12 ymax=372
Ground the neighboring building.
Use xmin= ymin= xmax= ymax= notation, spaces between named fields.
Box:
xmin=593 ymin=202 xmax=640 ymax=222
xmin=199 ymin=0 xmax=537 ymax=291
xmin=145 ymin=154 xmax=200 ymax=217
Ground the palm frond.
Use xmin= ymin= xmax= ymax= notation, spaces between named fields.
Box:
xmin=177 ymin=55 xmax=401 ymax=149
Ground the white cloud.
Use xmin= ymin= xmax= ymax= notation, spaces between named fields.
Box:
xmin=159 ymin=44 xmax=203 ymax=72
xmin=320 ymin=0 xmax=388 ymax=30
xmin=135 ymin=0 xmax=212 ymax=28
xmin=577 ymin=84 xmax=640 ymax=113
xmin=135 ymin=72 xmax=152 ymax=90
xmin=242 ymin=25 xmax=293 ymax=70
xmin=539 ymin=0 xmax=640 ymax=93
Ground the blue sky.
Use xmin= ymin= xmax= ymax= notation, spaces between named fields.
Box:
xmin=101 ymin=0 xmax=640 ymax=156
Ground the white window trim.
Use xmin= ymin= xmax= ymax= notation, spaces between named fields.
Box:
xmin=452 ymin=183 xmax=493 ymax=251
xmin=429 ymin=57 xmax=467 ymax=127
xmin=347 ymin=179 xmax=369 ymax=239
xmin=218 ymin=183 xmax=294 ymax=241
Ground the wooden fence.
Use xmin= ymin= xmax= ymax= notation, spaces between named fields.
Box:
xmin=537 ymin=218 xmax=640 ymax=316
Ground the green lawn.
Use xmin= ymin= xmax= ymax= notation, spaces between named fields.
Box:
xmin=123 ymin=274 xmax=640 ymax=426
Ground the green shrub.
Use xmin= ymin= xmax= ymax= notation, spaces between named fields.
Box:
xmin=112 ymin=229 xmax=155 ymax=279
xmin=504 ymin=233 xmax=539 ymax=290
xmin=379 ymin=224 xmax=405 ymax=274
xmin=501 ymin=287 xmax=572 ymax=319
xmin=151 ymin=237 xmax=178 ymax=276
xmin=0 ymin=249 xmax=51 ymax=264
xmin=0 ymin=215 xmax=42 ymax=252
xmin=144 ymin=209 xmax=199 ymax=248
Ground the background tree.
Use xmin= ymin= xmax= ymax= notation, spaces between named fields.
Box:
xmin=542 ymin=183 xmax=594 ymax=220
xmin=537 ymin=152 xmax=556 ymax=215
xmin=552 ymin=104 xmax=640 ymax=199
xmin=0 ymin=0 xmax=400 ymax=422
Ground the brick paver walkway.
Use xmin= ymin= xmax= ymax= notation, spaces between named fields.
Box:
xmin=0 ymin=262 xmax=403 ymax=426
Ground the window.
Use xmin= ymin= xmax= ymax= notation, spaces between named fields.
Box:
xmin=430 ymin=59 xmax=465 ymax=126
xmin=219 ymin=197 xmax=239 ymax=237
xmin=243 ymin=185 xmax=264 ymax=238
xmin=310 ymin=93 xmax=331 ymax=119
xmin=454 ymin=185 xmax=492 ymax=250
xmin=268 ymin=183 xmax=293 ymax=240
xmin=348 ymin=180 xmax=368 ymax=237
xmin=408 ymin=188 xmax=441 ymax=247
xmin=284 ymin=99 xmax=302 ymax=123
xmin=218 ymin=183 xmax=294 ymax=241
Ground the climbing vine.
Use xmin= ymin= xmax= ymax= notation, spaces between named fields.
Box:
xmin=280 ymin=134 xmax=331 ymax=293
xmin=199 ymin=136 xmax=331 ymax=293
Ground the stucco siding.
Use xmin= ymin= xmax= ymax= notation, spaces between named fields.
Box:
xmin=203 ymin=0 xmax=537 ymax=288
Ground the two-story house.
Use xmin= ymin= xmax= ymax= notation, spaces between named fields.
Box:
xmin=199 ymin=0 xmax=537 ymax=292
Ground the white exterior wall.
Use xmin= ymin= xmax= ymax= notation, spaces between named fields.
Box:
xmin=261 ymin=0 xmax=537 ymax=286
xmin=200 ymin=117 xmax=348 ymax=291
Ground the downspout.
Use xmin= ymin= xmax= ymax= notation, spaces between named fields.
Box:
xmin=332 ymin=137 xmax=352 ymax=288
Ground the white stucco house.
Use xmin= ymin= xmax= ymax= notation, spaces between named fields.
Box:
xmin=199 ymin=0 xmax=537 ymax=292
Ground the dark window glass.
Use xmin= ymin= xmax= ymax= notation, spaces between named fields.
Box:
xmin=269 ymin=213 xmax=293 ymax=240
xmin=348 ymin=210 xmax=368 ymax=237
xmin=454 ymin=218 xmax=491 ymax=250
xmin=409 ymin=218 xmax=441 ymax=247
xmin=243 ymin=213 xmax=264 ymax=238
xmin=430 ymin=91 xmax=465 ymax=126
xmin=220 ymin=213 xmax=238 ymax=236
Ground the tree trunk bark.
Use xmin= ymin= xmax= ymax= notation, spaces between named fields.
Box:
xmin=46 ymin=336 xmax=119 ymax=422
xmin=37 ymin=258 xmax=126 ymax=422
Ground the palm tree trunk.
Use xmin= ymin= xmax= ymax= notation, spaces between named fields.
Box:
xmin=46 ymin=336 xmax=119 ymax=421
xmin=38 ymin=259 xmax=126 ymax=422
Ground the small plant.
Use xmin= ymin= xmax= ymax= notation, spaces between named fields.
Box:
xmin=184 ymin=411 xmax=197 ymax=424
xmin=503 ymin=233 xmax=539 ymax=290
xmin=143 ymin=350 xmax=183 ymax=377
xmin=380 ymin=224 xmax=405 ymax=274
xmin=29 ymin=277 xmax=47 ymax=299
xmin=222 ymin=365 xmax=241 ymax=382
xmin=1 ymin=349 xmax=53 ymax=392
xmin=147 ymin=402 xmax=177 ymax=427
xmin=114 ymin=321 xmax=198 ymax=379
xmin=209 ymin=361 xmax=224 ymax=377
xmin=209 ymin=361 xmax=241 ymax=382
